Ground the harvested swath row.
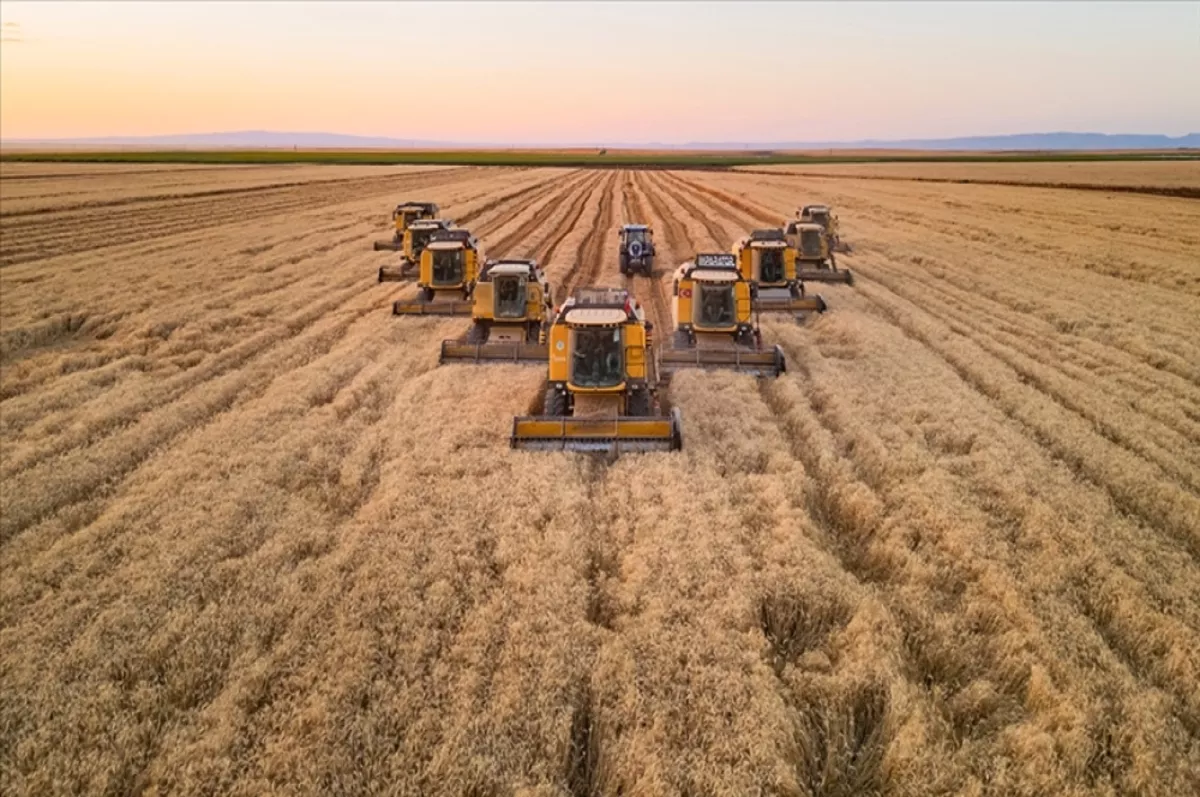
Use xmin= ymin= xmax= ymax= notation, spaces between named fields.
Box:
xmin=759 ymin=318 xmax=1200 ymax=793
xmin=667 ymin=176 xmax=1200 ymax=516
xmin=682 ymin=169 xmax=1200 ymax=732
xmin=482 ymin=170 xmax=602 ymax=260
xmin=718 ymin=169 xmax=1200 ymax=337
xmin=454 ymin=167 xmax=585 ymax=228
xmin=0 ymin=168 xmax=555 ymax=421
xmin=859 ymin=256 xmax=1200 ymax=485
xmin=646 ymin=170 xmax=736 ymax=250
xmin=659 ymin=172 xmax=1200 ymax=790
xmin=0 ymin=172 xmax=612 ymax=792
xmin=622 ymin=173 xmax=676 ymax=333
xmin=677 ymin=169 xmax=1200 ymax=561
xmin=0 ymin=290 xmax=587 ymax=793
xmin=553 ymin=171 xmax=620 ymax=300
xmin=0 ymin=171 xmax=583 ymax=543
xmin=733 ymin=167 xmax=1200 ymax=200
xmin=0 ymin=169 xmax=580 ymax=604
xmin=667 ymin=171 xmax=1197 ymax=439
xmin=0 ymin=167 xmax=491 ymax=268
xmin=381 ymin=169 xmax=604 ymax=316
xmin=629 ymin=171 xmax=922 ymax=794
xmin=676 ymin=172 xmax=1200 ymax=552
xmin=0 ymin=164 xmax=263 ymax=181
xmin=0 ymin=166 xmax=473 ymax=218
xmin=851 ymin=275 xmax=1200 ymax=557
xmin=5 ymin=166 xmax=1199 ymax=795
xmin=0 ymin=173 xmax=571 ymax=484
xmin=0 ymin=170 xmax=578 ymax=586
xmin=735 ymin=160 xmax=1200 ymax=191
xmin=520 ymin=172 xmax=893 ymax=790
xmin=380 ymin=169 xmax=608 ymax=335
xmin=677 ymin=170 xmax=1200 ymax=403
xmin=711 ymin=165 xmax=1200 ymax=273
xmin=0 ymin=168 xmax=556 ymax=338
xmin=840 ymin=231 xmax=1200 ymax=410
xmin=0 ymin=173 xmax=464 ymax=269
xmin=577 ymin=368 xmax=903 ymax=795
xmin=664 ymin=170 xmax=782 ymax=229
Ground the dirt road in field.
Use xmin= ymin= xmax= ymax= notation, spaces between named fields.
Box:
xmin=2 ymin=162 xmax=1198 ymax=796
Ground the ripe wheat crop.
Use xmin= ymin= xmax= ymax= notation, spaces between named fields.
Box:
xmin=2 ymin=161 xmax=1197 ymax=796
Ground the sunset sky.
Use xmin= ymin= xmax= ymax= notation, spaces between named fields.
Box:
xmin=2 ymin=1 xmax=1197 ymax=143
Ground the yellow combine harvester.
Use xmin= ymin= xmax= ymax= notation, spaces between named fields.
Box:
xmin=659 ymin=253 xmax=785 ymax=378
xmin=511 ymin=287 xmax=682 ymax=454
xmin=373 ymin=201 xmax=440 ymax=251
xmin=785 ymin=220 xmax=854 ymax=285
xmin=378 ymin=218 xmax=455 ymax=282
xmin=732 ymin=229 xmax=828 ymax=316
xmin=392 ymin=229 xmax=481 ymax=316
xmin=798 ymin=204 xmax=851 ymax=253
xmin=439 ymin=258 xmax=553 ymax=365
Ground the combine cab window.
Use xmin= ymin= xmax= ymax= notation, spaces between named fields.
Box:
xmin=759 ymin=249 xmax=785 ymax=283
xmin=571 ymin=327 xmax=624 ymax=389
xmin=625 ymin=229 xmax=647 ymax=245
xmin=494 ymin=275 xmax=527 ymax=319
xmin=412 ymin=230 xmax=434 ymax=258
xmin=800 ymin=229 xmax=824 ymax=258
xmin=432 ymin=250 xmax=465 ymax=286
xmin=695 ymin=283 xmax=735 ymax=328
xmin=809 ymin=211 xmax=829 ymax=229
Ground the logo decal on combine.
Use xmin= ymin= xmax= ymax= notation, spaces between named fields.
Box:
xmin=556 ymin=340 xmax=565 ymax=351
xmin=679 ymin=288 xmax=692 ymax=298
xmin=696 ymin=253 xmax=736 ymax=268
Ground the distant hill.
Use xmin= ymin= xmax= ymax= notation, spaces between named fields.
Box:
xmin=726 ymin=133 xmax=1200 ymax=152
xmin=3 ymin=130 xmax=1198 ymax=151
xmin=0 ymin=131 xmax=462 ymax=149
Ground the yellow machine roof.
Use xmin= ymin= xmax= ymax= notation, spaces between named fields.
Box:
xmin=489 ymin=263 xmax=531 ymax=276
xmin=690 ymin=268 xmax=740 ymax=282
xmin=749 ymin=240 xmax=787 ymax=248
xmin=565 ymin=307 xmax=628 ymax=326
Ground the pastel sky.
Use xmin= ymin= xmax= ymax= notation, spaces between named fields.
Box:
xmin=2 ymin=1 xmax=1197 ymax=143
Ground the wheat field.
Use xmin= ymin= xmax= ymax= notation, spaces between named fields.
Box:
xmin=1 ymin=161 xmax=1198 ymax=796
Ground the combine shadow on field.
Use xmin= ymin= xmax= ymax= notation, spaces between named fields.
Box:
xmin=566 ymin=686 xmax=604 ymax=797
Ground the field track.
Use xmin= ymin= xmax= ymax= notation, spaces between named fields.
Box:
xmin=2 ymin=162 xmax=1198 ymax=796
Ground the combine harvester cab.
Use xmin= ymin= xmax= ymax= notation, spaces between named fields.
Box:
xmin=378 ymin=218 xmax=454 ymax=282
xmin=799 ymin=203 xmax=852 ymax=254
xmin=511 ymin=287 xmax=682 ymax=455
xmin=392 ymin=228 xmax=479 ymax=316
xmin=618 ymin=224 xmax=656 ymax=277
xmin=786 ymin=220 xmax=854 ymax=285
xmin=439 ymin=258 xmax=552 ymax=365
xmin=659 ymin=253 xmax=785 ymax=379
xmin=373 ymin=201 xmax=440 ymax=251
xmin=733 ymin=229 xmax=828 ymax=317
